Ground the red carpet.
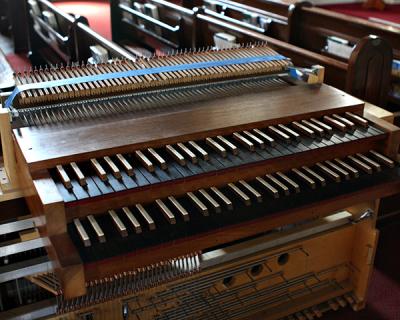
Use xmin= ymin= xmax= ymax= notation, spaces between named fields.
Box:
xmin=321 ymin=4 xmax=400 ymax=24
xmin=54 ymin=0 xmax=111 ymax=39
xmin=324 ymin=219 xmax=400 ymax=320
xmin=5 ymin=53 xmax=32 ymax=71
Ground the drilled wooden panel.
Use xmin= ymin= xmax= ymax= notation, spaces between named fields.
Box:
xmin=15 ymin=84 xmax=363 ymax=171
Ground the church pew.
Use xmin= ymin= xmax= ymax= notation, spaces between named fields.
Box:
xmin=195 ymin=11 xmax=392 ymax=107
xmin=26 ymin=0 xmax=135 ymax=65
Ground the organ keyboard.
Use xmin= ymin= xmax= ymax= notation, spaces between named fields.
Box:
xmin=1 ymin=43 xmax=400 ymax=318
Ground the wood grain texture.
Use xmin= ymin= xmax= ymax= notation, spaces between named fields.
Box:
xmin=15 ymin=84 xmax=363 ymax=171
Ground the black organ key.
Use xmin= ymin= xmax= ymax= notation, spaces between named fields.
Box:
xmin=369 ymin=150 xmax=394 ymax=168
xmin=147 ymin=148 xmax=167 ymax=170
xmin=238 ymin=180 xmax=262 ymax=202
xmin=256 ymin=176 xmax=279 ymax=198
xmin=135 ymin=204 xmax=156 ymax=230
xmin=198 ymin=189 xmax=221 ymax=213
xmin=187 ymin=192 xmax=209 ymax=216
xmin=155 ymin=199 xmax=176 ymax=224
xmin=122 ymin=207 xmax=142 ymax=234
xmin=74 ymin=218 xmax=91 ymax=247
xmin=87 ymin=215 xmax=106 ymax=243
xmin=265 ymin=174 xmax=290 ymax=195
xmin=210 ymin=187 xmax=233 ymax=210
xmin=217 ymin=135 xmax=239 ymax=155
xmin=228 ymin=182 xmax=251 ymax=206
xmin=168 ymin=196 xmax=190 ymax=221
xmin=292 ymin=168 xmax=316 ymax=189
xmin=109 ymin=209 xmax=128 ymax=237
xmin=348 ymin=155 xmax=373 ymax=174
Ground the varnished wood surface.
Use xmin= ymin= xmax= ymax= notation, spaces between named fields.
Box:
xmin=15 ymin=84 xmax=363 ymax=171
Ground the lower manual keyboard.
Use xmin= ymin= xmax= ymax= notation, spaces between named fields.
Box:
xmin=68 ymin=151 xmax=399 ymax=263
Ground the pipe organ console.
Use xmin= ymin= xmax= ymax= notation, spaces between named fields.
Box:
xmin=0 ymin=44 xmax=399 ymax=319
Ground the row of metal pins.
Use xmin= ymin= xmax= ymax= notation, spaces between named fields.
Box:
xmin=13 ymin=43 xmax=290 ymax=108
xmin=56 ymin=252 xmax=201 ymax=313
xmin=17 ymin=75 xmax=287 ymax=126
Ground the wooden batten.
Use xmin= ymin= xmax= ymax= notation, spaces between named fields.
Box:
xmin=49 ymin=233 xmax=86 ymax=298
xmin=363 ymin=113 xmax=400 ymax=158
xmin=0 ymin=108 xmax=18 ymax=191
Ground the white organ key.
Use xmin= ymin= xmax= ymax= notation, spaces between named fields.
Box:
xmin=177 ymin=143 xmax=198 ymax=163
xmin=187 ymin=192 xmax=209 ymax=216
xmin=256 ymin=176 xmax=279 ymax=198
xmin=74 ymin=218 xmax=91 ymax=247
xmin=188 ymin=140 xmax=209 ymax=160
xmin=217 ymin=136 xmax=239 ymax=155
xmin=87 ymin=215 xmax=106 ymax=243
xmin=109 ymin=209 xmax=128 ymax=237
xmin=70 ymin=162 xmax=87 ymax=186
xmin=148 ymin=148 xmax=167 ymax=170
xmin=199 ymin=189 xmax=221 ymax=213
xmin=265 ymin=174 xmax=290 ymax=195
xmin=210 ymin=187 xmax=233 ymax=210
xmin=276 ymin=172 xmax=300 ymax=193
xmin=168 ymin=196 xmax=190 ymax=221
xmin=166 ymin=145 xmax=186 ymax=166
xmin=116 ymin=154 xmax=134 ymax=176
xmin=233 ymin=132 xmax=254 ymax=151
xmin=238 ymin=180 xmax=262 ymax=202
xmin=206 ymin=137 xmax=227 ymax=157
xmin=135 ymin=204 xmax=156 ymax=230
xmin=155 ymin=199 xmax=176 ymax=224
xmin=122 ymin=207 xmax=142 ymax=234
xmin=104 ymin=156 xmax=121 ymax=179
xmin=228 ymin=183 xmax=251 ymax=206
xmin=242 ymin=131 xmax=265 ymax=148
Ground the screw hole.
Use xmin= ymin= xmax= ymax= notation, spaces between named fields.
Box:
xmin=278 ymin=253 xmax=289 ymax=266
xmin=250 ymin=264 xmax=263 ymax=276
xmin=222 ymin=276 xmax=235 ymax=287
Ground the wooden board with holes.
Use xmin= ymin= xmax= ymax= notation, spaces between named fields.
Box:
xmin=14 ymin=84 xmax=364 ymax=171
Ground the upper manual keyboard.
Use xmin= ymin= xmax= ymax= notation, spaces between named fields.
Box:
xmin=50 ymin=112 xmax=384 ymax=203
